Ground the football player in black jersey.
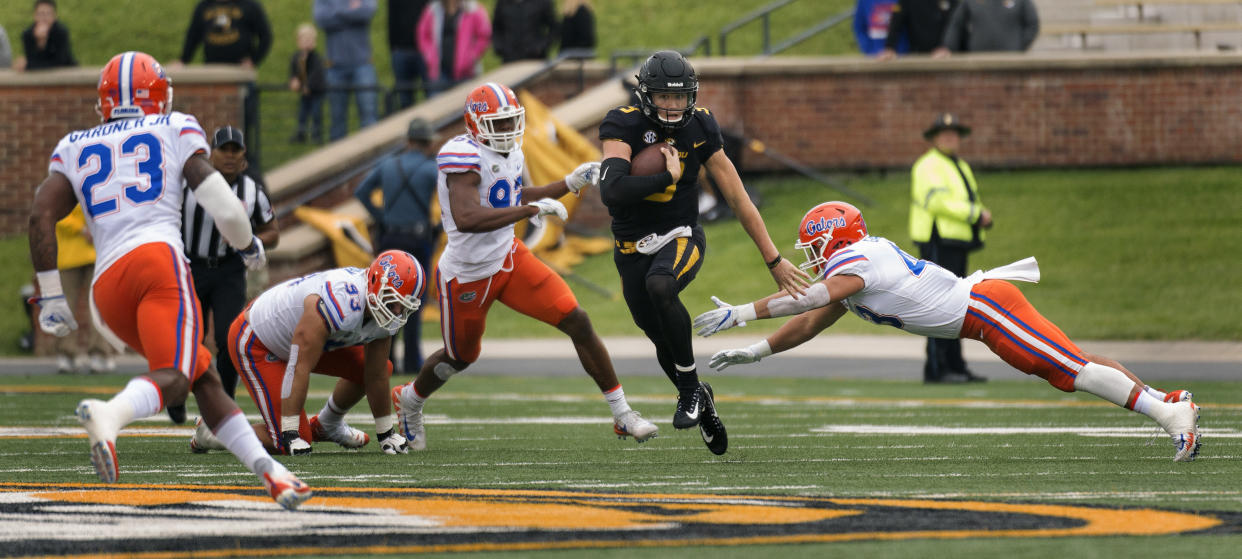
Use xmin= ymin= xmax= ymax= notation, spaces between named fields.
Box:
xmin=598 ymin=50 xmax=810 ymax=455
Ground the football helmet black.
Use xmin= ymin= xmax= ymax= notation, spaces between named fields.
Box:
xmin=635 ymin=50 xmax=698 ymax=133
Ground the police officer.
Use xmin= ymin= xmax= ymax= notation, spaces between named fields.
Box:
xmin=597 ymin=50 xmax=810 ymax=455
xmin=354 ymin=118 xmax=438 ymax=374
xmin=909 ymin=113 xmax=992 ymax=383
xmin=183 ymin=125 xmax=281 ymax=397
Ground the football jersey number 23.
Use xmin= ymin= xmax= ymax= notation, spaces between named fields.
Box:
xmin=78 ymin=132 xmax=166 ymax=219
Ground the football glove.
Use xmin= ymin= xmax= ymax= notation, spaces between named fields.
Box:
xmin=709 ymin=348 xmax=762 ymax=371
xmin=528 ymin=198 xmax=568 ymax=228
xmin=378 ymin=428 xmax=409 ymax=454
xmin=692 ymin=296 xmax=751 ymax=337
xmin=239 ymin=236 xmax=266 ymax=270
xmin=32 ymin=295 xmax=78 ymax=337
xmin=564 ymin=161 xmax=600 ymax=194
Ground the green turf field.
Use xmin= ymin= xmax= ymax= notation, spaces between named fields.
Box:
xmin=2 ymin=372 xmax=1238 ymax=557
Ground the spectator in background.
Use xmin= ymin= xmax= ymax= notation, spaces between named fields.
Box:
xmin=1 ymin=24 xmax=12 ymax=68
xmin=854 ymin=0 xmax=905 ymax=57
xmin=559 ymin=0 xmax=596 ymax=53
xmin=492 ymin=0 xmax=557 ymax=63
xmin=53 ymin=206 xmax=116 ymax=375
xmin=315 ymin=0 xmax=380 ymax=141
xmin=174 ymin=0 xmax=273 ymax=174
xmin=15 ymin=0 xmax=77 ymax=71
xmin=354 ymin=118 xmax=439 ymax=374
xmin=175 ymin=0 xmax=273 ymax=68
xmin=389 ymin=0 xmax=430 ymax=109
xmin=943 ymin=0 xmax=1040 ymax=54
xmin=417 ymin=0 xmax=491 ymax=95
xmin=182 ymin=126 xmax=280 ymax=398
xmin=877 ymin=0 xmax=958 ymax=61
xmin=909 ymin=113 xmax=992 ymax=383
xmin=289 ymin=23 xmax=328 ymax=144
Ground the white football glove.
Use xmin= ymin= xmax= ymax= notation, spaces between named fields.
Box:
xmin=692 ymin=296 xmax=750 ymax=337
xmin=708 ymin=348 xmax=764 ymax=371
xmin=239 ymin=236 xmax=266 ymax=270
xmin=564 ymin=161 xmax=600 ymax=194
xmin=378 ymin=428 xmax=409 ymax=454
xmin=528 ymin=198 xmax=568 ymax=228
xmin=33 ymin=295 xmax=78 ymax=337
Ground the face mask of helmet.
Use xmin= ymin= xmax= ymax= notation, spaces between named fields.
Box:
xmin=472 ymin=108 xmax=525 ymax=153
xmin=637 ymin=51 xmax=698 ymax=133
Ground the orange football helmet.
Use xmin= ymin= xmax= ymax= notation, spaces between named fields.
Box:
xmin=366 ymin=250 xmax=426 ymax=329
xmin=795 ymin=201 xmax=868 ymax=275
xmin=464 ymin=82 xmax=525 ymax=153
xmin=97 ymin=51 xmax=173 ymax=121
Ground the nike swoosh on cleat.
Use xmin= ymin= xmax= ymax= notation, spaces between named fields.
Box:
xmin=685 ymin=408 xmax=699 ymax=421
xmin=701 ymin=430 xmax=714 ymax=443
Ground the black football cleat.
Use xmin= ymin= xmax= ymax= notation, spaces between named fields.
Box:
xmin=698 ymin=382 xmax=728 ymax=455
xmin=672 ymin=386 xmax=703 ymax=429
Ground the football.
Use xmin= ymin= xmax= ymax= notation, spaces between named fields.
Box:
xmin=630 ymin=142 xmax=672 ymax=177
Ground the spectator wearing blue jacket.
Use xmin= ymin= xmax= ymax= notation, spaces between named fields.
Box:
xmin=314 ymin=0 xmax=379 ymax=141
xmin=354 ymin=118 xmax=439 ymax=373
xmin=854 ymin=0 xmax=906 ymax=56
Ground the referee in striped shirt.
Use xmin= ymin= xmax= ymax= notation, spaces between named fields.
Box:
xmin=183 ymin=125 xmax=280 ymax=398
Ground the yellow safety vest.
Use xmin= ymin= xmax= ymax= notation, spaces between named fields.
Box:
xmin=56 ymin=205 xmax=97 ymax=270
xmin=908 ymin=148 xmax=985 ymax=245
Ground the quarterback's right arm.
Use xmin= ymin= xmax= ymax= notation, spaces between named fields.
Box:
xmin=598 ymin=139 xmax=679 ymax=206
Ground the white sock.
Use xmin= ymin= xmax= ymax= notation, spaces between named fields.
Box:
xmin=400 ymin=384 xmax=427 ymax=413
xmin=214 ymin=410 xmax=287 ymax=477
xmin=317 ymin=395 xmax=346 ymax=427
xmin=375 ymin=414 xmax=395 ymax=434
xmin=603 ymin=385 xmax=632 ymax=418
xmin=1143 ymin=385 xmax=1168 ymax=401
xmin=107 ymin=377 xmax=163 ymax=426
xmin=281 ymin=415 xmax=300 ymax=435
xmin=1073 ymin=362 xmax=1137 ymax=407
xmin=1075 ymin=363 xmax=1174 ymax=425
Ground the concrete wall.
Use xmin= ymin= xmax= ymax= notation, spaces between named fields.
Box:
xmin=0 ymin=66 xmax=251 ymax=236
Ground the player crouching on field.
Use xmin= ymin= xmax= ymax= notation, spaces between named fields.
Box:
xmin=192 ymin=250 xmax=425 ymax=456
xmin=694 ymin=201 xmax=1201 ymax=462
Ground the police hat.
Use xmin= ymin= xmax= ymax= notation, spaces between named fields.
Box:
xmin=923 ymin=113 xmax=971 ymax=140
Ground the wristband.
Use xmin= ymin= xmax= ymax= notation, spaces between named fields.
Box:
xmin=36 ymin=270 xmax=64 ymax=298
xmin=766 ymin=254 xmax=783 ymax=269
xmin=746 ymin=339 xmax=773 ymax=359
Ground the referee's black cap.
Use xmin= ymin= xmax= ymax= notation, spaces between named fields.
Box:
xmin=213 ymin=125 xmax=246 ymax=149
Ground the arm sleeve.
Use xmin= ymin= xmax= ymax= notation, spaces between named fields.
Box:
xmin=56 ymin=24 xmax=76 ymax=66
xmin=822 ymin=248 xmax=872 ymax=283
xmin=253 ymin=180 xmax=276 ymax=226
xmin=696 ymin=109 xmax=725 ymax=159
xmin=598 ymin=157 xmax=673 ymax=206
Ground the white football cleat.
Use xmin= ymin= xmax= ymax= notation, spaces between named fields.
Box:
xmin=262 ymin=469 xmax=312 ymax=511
xmin=378 ymin=428 xmax=409 ymax=454
xmin=1160 ymin=401 xmax=1201 ymax=462
xmin=392 ymin=385 xmax=426 ymax=451
xmin=75 ymin=399 xmax=120 ymax=483
xmin=190 ymin=417 xmax=226 ymax=453
xmin=613 ymin=410 xmax=658 ymax=442
xmin=309 ymin=415 xmax=370 ymax=449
